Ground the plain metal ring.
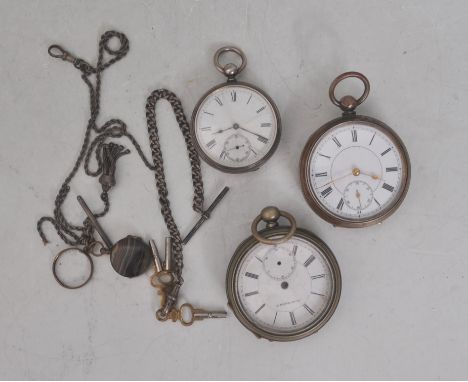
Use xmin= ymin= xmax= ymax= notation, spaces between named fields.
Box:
xmin=251 ymin=210 xmax=297 ymax=245
xmin=52 ymin=247 xmax=94 ymax=289
xmin=329 ymin=71 xmax=370 ymax=109
xmin=213 ymin=46 xmax=247 ymax=76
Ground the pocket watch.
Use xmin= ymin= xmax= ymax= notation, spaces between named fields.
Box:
xmin=226 ymin=206 xmax=341 ymax=342
xmin=300 ymin=72 xmax=410 ymax=228
xmin=191 ymin=47 xmax=281 ymax=173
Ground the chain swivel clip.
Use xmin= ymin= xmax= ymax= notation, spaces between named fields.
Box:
xmin=48 ymin=45 xmax=95 ymax=75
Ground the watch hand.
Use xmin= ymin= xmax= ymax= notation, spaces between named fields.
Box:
xmin=227 ymin=144 xmax=245 ymax=151
xmin=316 ymin=172 xmax=352 ymax=188
xmin=238 ymin=126 xmax=268 ymax=141
xmin=316 ymin=166 xmax=379 ymax=190
xmin=356 ymin=189 xmax=362 ymax=209
xmin=212 ymin=126 xmax=234 ymax=135
xmin=361 ymin=172 xmax=380 ymax=180
xmin=352 ymin=167 xmax=379 ymax=180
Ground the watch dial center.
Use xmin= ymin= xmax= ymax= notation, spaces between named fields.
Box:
xmin=330 ymin=146 xmax=382 ymax=193
xmin=281 ymin=281 xmax=289 ymax=289
xmin=193 ymin=84 xmax=280 ymax=171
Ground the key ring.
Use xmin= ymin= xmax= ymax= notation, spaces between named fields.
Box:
xmin=86 ymin=240 xmax=108 ymax=257
xmin=251 ymin=206 xmax=297 ymax=245
xmin=329 ymin=71 xmax=370 ymax=112
xmin=52 ymin=247 xmax=94 ymax=289
xmin=178 ymin=303 xmax=197 ymax=326
xmin=214 ymin=46 xmax=247 ymax=79
xmin=150 ymin=270 xmax=175 ymax=288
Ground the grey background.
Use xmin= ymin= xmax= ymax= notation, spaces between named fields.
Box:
xmin=1 ymin=0 xmax=467 ymax=380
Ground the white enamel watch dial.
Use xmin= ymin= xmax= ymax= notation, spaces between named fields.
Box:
xmin=301 ymin=72 xmax=410 ymax=227
xmin=236 ymin=237 xmax=334 ymax=333
xmin=227 ymin=216 xmax=341 ymax=342
xmin=192 ymin=83 xmax=280 ymax=172
xmin=307 ymin=121 xmax=406 ymax=222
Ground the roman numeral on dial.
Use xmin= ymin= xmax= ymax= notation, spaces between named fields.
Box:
xmin=321 ymin=187 xmax=333 ymax=197
xmin=304 ymin=255 xmax=315 ymax=267
xmin=381 ymin=148 xmax=391 ymax=156
xmin=261 ymin=122 xmax=271 ymax=127
xmin=290 ymin=312 xmax=297 ymax=325
xmin=351 ymin=129 xmax=358 ymax=142
xmin=206 ymin=139 xmax=216 ymax=149
xmin=214 ymin=96 xmax=223 ymax=106
xmin=332 ymin=137 xmax=342 ymax=147
xmin=256 ymin=106 xmax=266 ymax=114
xmin=255 ymin=304 xmax=265 ymax=314
xmin=303 ymin=304 xmax=315 ymax=315
xmin=245 ymin=291 xmax=258 ymax=297
xmin=257 ymin=135 xmax=269 ymax=144
xmin=311 ymin=291 xmax=325 ymax=297
xmin=382 ymin=183 xmax=394 ymax=192
xmin=231 ymin=91 xmax=236 ymax=102
xmin=386 ymin=167 xmax=398 ymax=172
xmin=337 ymin=198 xmax=344 ymax=210
xmin=311 ymin=274 xmax=325 ymax=279
xmin=315 ymin=172 xmax=327 ymax=177
xmin=245 ymin=272 xmax=259 ymax=279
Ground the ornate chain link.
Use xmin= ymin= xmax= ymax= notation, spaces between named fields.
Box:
xmin=145 ymin=89 xmax=205 ymax=278
xmin=38 ymin=31 xmax=131 ymax=249
xmin=37 ymin=31 xmax=205 ymax=274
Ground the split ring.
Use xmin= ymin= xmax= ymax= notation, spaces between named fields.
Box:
xmin=52 ymin=247 xmax=93 ymax=289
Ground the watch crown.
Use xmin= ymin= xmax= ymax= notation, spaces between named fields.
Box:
xmin=223 ymin=63 xmax=238 ymax=77
xmin=260 ymin=206 xmax=281 ymax=224
xmin=339 ymin=95 xmax=358 ymax=111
